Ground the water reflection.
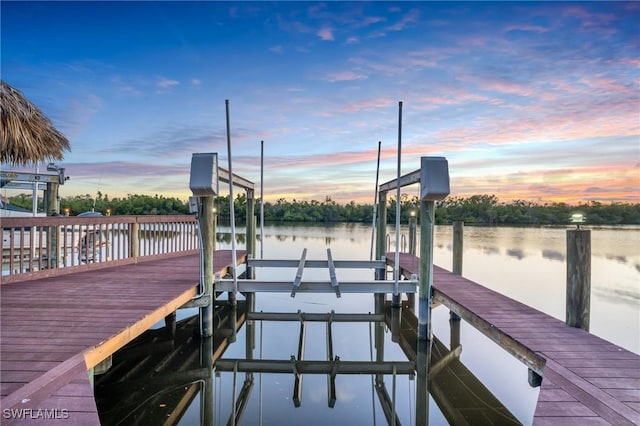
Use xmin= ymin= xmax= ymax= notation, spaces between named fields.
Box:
xmin=506 ymin=248 xmax=525 ymax=260
xmin=95 ymin=298 xmax=524 ymax=425
xmin=93 ymin=222 xmax=638 ymax=424
xmin=482 ymin=246 xmax=500 ymax=256
xmin=541 ymin=249 xmax=565 ymax=261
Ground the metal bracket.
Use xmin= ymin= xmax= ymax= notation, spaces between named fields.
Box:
xmin=291 ymin=248 xmax=307 ymax=298
xmin=181 ymin=294 xmax=211 ymax=309
xmin=330 ymin=356 xmax=340 ymax=379
xmin=327 ymin=249 xmax=341 ymax=298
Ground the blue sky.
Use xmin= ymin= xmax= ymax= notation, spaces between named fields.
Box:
xmin=2 ymin=1 xmax=638 ymax=204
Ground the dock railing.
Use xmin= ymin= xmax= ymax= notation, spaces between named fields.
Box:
xmin=2 ymin=215 xmax=198 ymax=284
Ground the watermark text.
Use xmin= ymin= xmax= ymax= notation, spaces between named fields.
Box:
xmin=3 ymin=408 xmax=69 ymax=420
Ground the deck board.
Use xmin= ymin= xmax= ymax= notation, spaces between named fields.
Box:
xmin=389 ymin=251 xmax=640 ymax=426
xmin=0 ymin=250 xmax=244 ymax=425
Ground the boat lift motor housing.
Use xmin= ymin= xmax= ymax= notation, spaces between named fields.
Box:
xmin=420 ymin=156 xmax=450 ymax=201
xmin=189 ymin=153 xmax=219 ymax=197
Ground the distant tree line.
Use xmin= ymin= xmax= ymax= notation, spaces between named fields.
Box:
xmin=8 ymin=192 xmax=190 ymax=216
xmin=8 ymin=192 xmax=640 ymax=225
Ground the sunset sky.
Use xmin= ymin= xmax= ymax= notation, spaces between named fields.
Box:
xmin=2 ymin=1 xmax=638 ymax=205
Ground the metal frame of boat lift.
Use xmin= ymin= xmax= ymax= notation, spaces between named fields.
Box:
xmin=215 ymin=304 xmax=415 ymax=426
xmin=215 ymin=248 xmax=418 ymax=296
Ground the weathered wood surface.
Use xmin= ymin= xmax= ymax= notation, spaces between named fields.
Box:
xmin=389 ymin=251 xmax=640 ymax=425
xmin=0 ymin=250 xmax=245 ymax=425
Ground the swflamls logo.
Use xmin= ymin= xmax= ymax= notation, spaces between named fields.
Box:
xmin=2 ymin=408 xmax=69 ymax=419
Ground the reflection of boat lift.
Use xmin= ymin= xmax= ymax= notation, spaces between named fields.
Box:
xmin=94 ymin=249 xmax=521 ymax=425
xmin=95 ymin=301 xmax=519 ymax=424
xmin=94 ymin=302 xmax=246 ymax=425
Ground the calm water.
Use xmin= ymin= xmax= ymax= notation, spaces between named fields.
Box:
xmin=95 ymin=223 xmax=640 ymax=425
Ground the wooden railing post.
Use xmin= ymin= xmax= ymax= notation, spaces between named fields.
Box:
xmin=130 ymin=221 xmax=140 ymax=263
xmin=566 ymin=229 xmax=591 ymax=331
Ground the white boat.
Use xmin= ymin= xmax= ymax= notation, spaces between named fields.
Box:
xmin=0 ymin=198 xmax=45 ymax=217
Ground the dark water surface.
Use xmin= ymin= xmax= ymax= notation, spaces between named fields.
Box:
xmin=94 ymin=223 xmax=639 ymax=425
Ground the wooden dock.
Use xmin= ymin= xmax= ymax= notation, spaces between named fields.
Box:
xmin=0 ymin=250 xmax=245 ymax=425
xmin=389 ymin=252 xmax=640 ymax=425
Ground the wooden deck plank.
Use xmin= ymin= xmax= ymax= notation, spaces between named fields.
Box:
xmin=0 ymin=250 xmax=245 ymax=424
xmin=388 ymin=252 xmax=640 ymax=426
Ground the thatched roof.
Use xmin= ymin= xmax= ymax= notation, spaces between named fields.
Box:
xmin=0 ymin=80 xmax=70 ymax=166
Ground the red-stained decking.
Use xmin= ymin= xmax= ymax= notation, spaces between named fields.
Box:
xmin=0 ymin=251 xmax=245 ymax=425
xmin=389 ymin=251 xmax=640 ymax=425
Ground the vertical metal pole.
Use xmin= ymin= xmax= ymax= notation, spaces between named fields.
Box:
xmin=375 ymin=189 xmax=388 ymax=347
xmin=246 ymin=189 xmax=255 ymax=279
xmin=393 ymin=102 xmax=403 ymax=307
xmin=566 ymin=229 xmax=591 ymax=331
xmin=260 ymin=140 xmax=265 ymax=260
xmin=293 ymin=318 xmax=306 ymax=407
xmin=226 ymin=99 xmax=239 ymax=302
xmin=32 ymin=165 xmax=38 ymax=216
xmin=370 ymin=141 xmax=382 ymax=261
xmin=418 ymin=199 xmax=435 ymax=341
xmin=246 ymin=294 xmax=256 ymax=356
xmin=200 ymin=196 xmax=215 ymax=337
xmin=374 ymin=291 xmax=385 ymax=386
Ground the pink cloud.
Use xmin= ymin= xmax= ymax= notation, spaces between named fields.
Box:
xmin=318 ymin=26 xmax=334 ymax=41
xmin=386 ymin=8 xmax=420 ymax=31
xmin=483 ymin=81 xmax=534 ymax=97
xmin=341 ymin=98 xmax=395 ymax=113
xmin=325 ymin=71 xmax=367 ymax=83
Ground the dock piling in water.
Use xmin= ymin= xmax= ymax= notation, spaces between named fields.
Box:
xmin=452 ymin=221 xmax=463 ymax=276
xmin=200 ymin=196 xmax=216 ymax=337
xmin=566 ymin=228 xmax=591 ymax=331
xmin=451 ymin=221 xmax=464 ymax=321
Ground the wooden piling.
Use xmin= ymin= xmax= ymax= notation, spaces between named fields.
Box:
xmin=45 ymin=182 xmax=60 ymax=268
xmin=246 ymin=189 xmax=256 ymax=279
xmin=452 ymin=221 xmax=463 ymax=276
xmin=408 ymin=216 xmax=417 ymax=256
xmin=376 ymin=191 xmax=388 ymax=280
xmin=200 ymin=196 xmax=216 ymax=337
xmin=566 ymin=229 xmax=591 ymax=331
xmin=450 ymin=221 xmax=464 ymax=320
xmin=418 ymin=199 xmax=435 ymax=340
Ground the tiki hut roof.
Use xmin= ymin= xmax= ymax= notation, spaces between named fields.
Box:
xmin=0 ymin=80 xmax=70 ymax=166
